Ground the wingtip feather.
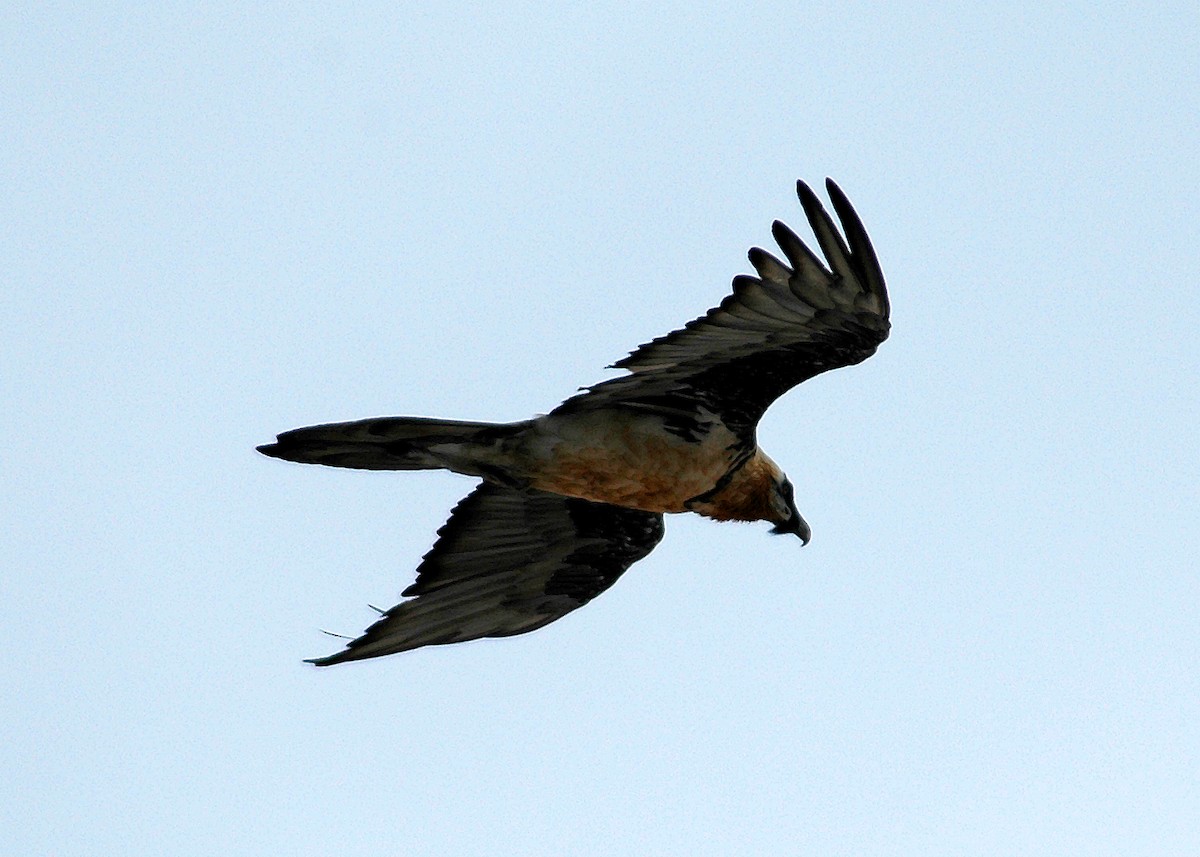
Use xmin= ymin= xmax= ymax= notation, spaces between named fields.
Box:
xmin=821 ymin=178 xmax=889 ymax=312
xmin=795 ymin=179 xmax=820 ymax=208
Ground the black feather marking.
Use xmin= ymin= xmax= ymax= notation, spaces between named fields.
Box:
xmin=305 ymin=486 xmax=666 ymax=665
xmin=825 ymin=179 xmax=888 ymax=311
xmin=543 ymin=501 xmax=664 ymax=603
xmin=770 ymin=219 xmax=831 ymax=284
xmin=553 ymin=179 xmax=890 ymax=438
xmin=683 ymin=316 xmax=882 ymax=433
xmin=796 ymin=180 xmax=854 ymax=278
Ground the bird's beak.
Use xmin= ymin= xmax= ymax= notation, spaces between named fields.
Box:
xmin=770 ymin=514 xmax=811 ymax=545
xmin=795 ymin=515 xmax=811 ymax=546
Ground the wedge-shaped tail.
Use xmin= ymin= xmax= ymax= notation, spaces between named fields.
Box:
xmin=257 ymin=416 xmax=526 ymax=475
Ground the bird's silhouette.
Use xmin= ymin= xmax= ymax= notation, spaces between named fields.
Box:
xmin=259 ymin=179 xmax=890 ymax=664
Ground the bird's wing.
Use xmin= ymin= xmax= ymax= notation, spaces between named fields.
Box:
xmin=307 ymin=484 xmax=665 ymax=665
xmin=555 ymin=179 xmax=890 ymax=435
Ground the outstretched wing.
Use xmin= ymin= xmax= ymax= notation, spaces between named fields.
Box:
xmin=308 ymin=484 xmax=665 ymax=665
xmin=555 ymin=179 xmax=890 ymax=435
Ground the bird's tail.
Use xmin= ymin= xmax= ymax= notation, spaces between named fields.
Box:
xmin=257 ymin=416 xmax=530 ymax=480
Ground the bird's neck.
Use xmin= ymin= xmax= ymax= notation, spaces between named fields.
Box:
xmin=688 ymin=451 xmax=781 ymax=523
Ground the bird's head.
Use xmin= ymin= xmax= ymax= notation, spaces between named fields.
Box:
xmin=768 ymin=477 xmax=811 ymax=544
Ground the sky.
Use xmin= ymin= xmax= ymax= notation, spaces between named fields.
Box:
xmin=4 ymin=3 xmax=1199 ymax=855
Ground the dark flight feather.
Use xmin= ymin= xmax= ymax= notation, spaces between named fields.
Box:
xmin=307 ymin=485 xmax=664 ymax=665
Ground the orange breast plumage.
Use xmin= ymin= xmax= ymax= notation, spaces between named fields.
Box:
xmin=524 ymin=411 xmax=741 ymax=513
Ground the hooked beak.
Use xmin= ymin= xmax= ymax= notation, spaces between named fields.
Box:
xmin=770 ymin=513 xmax=811 ymax=545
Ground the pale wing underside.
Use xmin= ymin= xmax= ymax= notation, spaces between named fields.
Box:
xmin=555 ymin=179 xmax=890 ymax=433
xmin=308 ymin=484 xmax=664 ymax=665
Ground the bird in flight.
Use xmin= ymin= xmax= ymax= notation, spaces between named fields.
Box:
xmin=259 ymin=178 xmax=890 ymax=665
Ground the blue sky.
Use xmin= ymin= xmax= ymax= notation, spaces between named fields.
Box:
xmin=4 ymin=3 xmax=1198 ymax=855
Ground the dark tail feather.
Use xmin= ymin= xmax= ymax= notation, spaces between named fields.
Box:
xmin=257 ymin=416 xmax=524 ymax=473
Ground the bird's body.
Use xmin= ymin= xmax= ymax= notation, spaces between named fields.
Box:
xmin=501 ymin=407 xmax=753 ymax=514
xmin=260 ymin=179 xmax=890 ymax=665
